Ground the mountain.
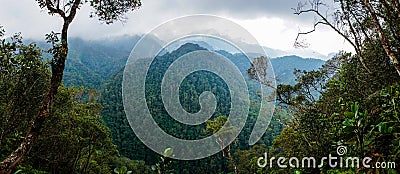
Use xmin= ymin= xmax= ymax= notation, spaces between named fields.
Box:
xmin=99 ymin=42 xmax=324 ymax=157
xmin=26 ymin=37 xmax=136 ymax=88
xmin=63 ymin=38 xmax=324 ymax=88
xmin=270 ymin=55 xmax=325 ymax=85
xmin=29 ymin=36 xmax=325 ymax=88
xmin=162 ymin=40 xmax=214 ymax=54
xmin=65 ymin=36 xmax=145 ymax=88
xmin=149 ymin=35 xmax=329 ymax=59
xmin=99 ymin=43 xmax=285 ymax=172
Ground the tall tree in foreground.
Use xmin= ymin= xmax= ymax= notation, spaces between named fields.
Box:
xmin=206 ymin=116 xmax=238 ymax=174
xmin=294 ymin=0 xmax=400 ymax=76
xmin=0 ymin=1 xmax=141 ymax=173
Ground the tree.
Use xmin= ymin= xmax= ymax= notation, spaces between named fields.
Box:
xmin=0 ymin=28 xmax=50 ymax=163
xmin=0 ymin=1 xmax=141 ymax=173
xmin=206 ymin=116 xmax=238 ymax=174
xmin=28 ymin=87 xmax=120 ymax=174
xmin=294 ymin=0 xmax=400 ymax=76
xmin=234 ymin=144 xmax=268 ymax=174
xmin=151 ymin=148 xmax=174 ymax=174
xmin=271 ymin=47 xmax=400 ymax=173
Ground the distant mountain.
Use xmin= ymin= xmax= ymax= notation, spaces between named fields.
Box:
xmin=99 ymin=43 xmax=283 ymax=164
xmin=29 ymin=36 xmax=326 ymax=88
xmin=270 ymin=55 xmax=325 ymax=85
xmin=248 ymin=46 xmax=327 ymax=60
xmin=63 ymin=37 xmax=135 ymax=88
xmin=63 ymin=38 xmax=324 ymax=88
xmin=98 ymin=43 xmax=323 ymax=167
xmin=163 ymin=40 xmax=214 ymax=54
xmin=153 ymin=36 xmax=328 ymax=60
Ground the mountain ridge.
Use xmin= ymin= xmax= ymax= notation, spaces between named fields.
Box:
xmin=28 ymin=37 xmax=326 ymax=88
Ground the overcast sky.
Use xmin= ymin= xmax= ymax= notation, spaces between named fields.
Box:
xmin=0 ymin=0 xmax=353 ymax=57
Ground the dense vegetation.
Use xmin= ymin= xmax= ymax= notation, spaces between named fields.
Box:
xmin=267 ymin=47 xmax=400 ymax=173
xmin=0 ymin=29 xmax=151 ymax=174
xmin=1 ymin=0 xmax=142 ymax=172
xmin=3 ymin=29 xmax=399 ymax=173
xmin=1 ymin=28 xmax=325 ymax=172
xmin=2 ymin=0 xmax=400 ymax=173
xmin=100 ymin=43 xmax=286 ymax=173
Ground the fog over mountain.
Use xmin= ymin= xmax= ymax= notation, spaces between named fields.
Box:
xmin=29 ymin=35 xmax=326 ymax=89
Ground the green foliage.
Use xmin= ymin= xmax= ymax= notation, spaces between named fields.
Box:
xmin=35 ymin=0 xmax=141 ymax=24
xmin=99 ymin=43 xmax=287 ymax=173
xmin=111 ymin=157 xmax=152 ymax=174
xmin=63 ymin=37 xmax=137 ymax=88
xmin=206 ymin=115 xmax=238 ymax=148
xmin=151 ymin=148 xmax=175 ymax=174
xmin=0 ymin=27 xmax=340 ymax=174
xmin=114 ymin=166 xmax=131 ymax=174
xmin=0 ymin=30 xmax=50 ymax=161
xmin=206 ymin=116 xmax=228 ymax=134
xmin=24 ymin=86 xmax=118 ymax=173
xmin=100 ymin=68 xmax=158 ymax=163
xmin=270 ymin=37 xmax=400 ymax=173
xmin=0 ymin=31 xmax=150 ymax=173
xmin=336 ymin=84 xmax=400 ymax=170
xmin=13 ymin=165 xmax=47 ymax=174
xmin=163 ymin=148 xmax=173 ymax=158
xmin=234 ymin=144 xmax=268 ymax=174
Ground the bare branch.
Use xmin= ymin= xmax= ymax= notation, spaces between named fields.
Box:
xmin=294 ymin=21 xmax=327 ymax=48
xmin=293 ymin=0 xmax=372 ymax=72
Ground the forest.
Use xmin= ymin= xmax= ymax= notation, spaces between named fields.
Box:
xmin=1 ymin=0 xmax=400 ymax=174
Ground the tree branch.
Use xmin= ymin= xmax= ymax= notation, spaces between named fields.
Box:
xmin=46 ymin=0 xmax=66 ymax=18
xmin=294 ymin=2 xmax=371 ymax=73
xmin=361 ymin=0 xmax=400 ymax=76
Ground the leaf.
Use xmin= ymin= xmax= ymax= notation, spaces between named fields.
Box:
xmin=378 ymin=122 xmax=387 ymax=133
xmin=343 ymin=126 xmax=355 ymax=134
xmin=388 ymin=126 xmax=393 ymax=133
xmin=381 ymin=93 xmax=390 ymax=97
xmin=114 ymin=167 xmax=120 ymax=174
xmin=120 ymin=166 xmax=127 ymax=174
xmin=342 ymin=120 xmax=353 ymax=126
xmin=344 ymin=111 xmax=354 ymax=118
xmin=344 ymin=141 xmax=357 ymax=145
xmin=164 ymin=147 xmax=173 ymax=157
xmin=13 ymin=169 xmax=23 ymax=174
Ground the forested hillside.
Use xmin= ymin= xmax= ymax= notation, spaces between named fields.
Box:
xmin=57 ymin=36 xmax=325 ymax=89
xmin=5 ymin=32 xmax=399 ymax=174
xmin=100 ymin=43 xmax=285 ymax=173
xmin=0 ymin=33 xmax=327 ymax=173
xmin=0 ymin=32 xmax=151 ymax=173
xmin=2 ymin=0 xmax=400 ymax=173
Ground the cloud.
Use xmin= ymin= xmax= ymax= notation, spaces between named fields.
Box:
xmin=0 ymin=0 xmax=352 ymax=56
xmin=154 ymin=0 xmax=307 ymax=20
xmin=0 ymin=0 xmax=315 ymax=39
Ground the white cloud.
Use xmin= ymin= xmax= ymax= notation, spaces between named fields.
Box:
xmin=0 ymin=0 xmax=353 ymax=57
xmin=233 ymin=17 xmax=353 ymax=57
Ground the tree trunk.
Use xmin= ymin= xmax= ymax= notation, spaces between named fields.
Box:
xmin=361 ymin=0 xmax=400 ymax=76
xmin=225 ymin=146 xmax=238 ymax=174
xmin=0 ymin=20 xmax=70 ymax=174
